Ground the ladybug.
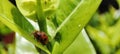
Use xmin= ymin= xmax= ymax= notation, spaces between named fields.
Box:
xmin=33 ymin=31 xmax=48 ymax=45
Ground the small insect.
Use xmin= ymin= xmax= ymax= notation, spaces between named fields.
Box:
xmin=33 ymin=31 xmax=48 ymax=45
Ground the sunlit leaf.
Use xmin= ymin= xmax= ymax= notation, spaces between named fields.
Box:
xmin=56 ymin=0 xmax=80 ymax=25
xmin=0 ymin=0 xmax=50 ymax=53
xmin=52 ymin=0 xmax=101 ymax=54
xmin=64 ymin=29 xmax=96 ymax=54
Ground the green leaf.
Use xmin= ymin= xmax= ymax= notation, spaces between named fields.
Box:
xmin=47 ymin=19 xmax=56 ymax=38
xmin=52 ymin=0 xmax=101 ymax=54
xmin=36 ymin=0 xmax=47 ymax=32
xmin=0 ymin=0 xmax=50 ymax=53
xmin=64 ymin=29 xmax=96 ymax=54
xmin=0 ymin=22 xmax=12 ymax=35
xmin=56 ymin=0 xmax=80 ymax=25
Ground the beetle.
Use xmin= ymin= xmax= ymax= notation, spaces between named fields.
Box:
xmin=33 ymin=31 xmax=48 ymax=45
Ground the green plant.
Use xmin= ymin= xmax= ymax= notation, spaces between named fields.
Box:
xmin=0 ymin=0 xmax=101 ymax=54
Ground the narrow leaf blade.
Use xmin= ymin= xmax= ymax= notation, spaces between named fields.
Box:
xmin=0 ymin=0 xmax=50 ymax=53
xmin=64 ymin=29 xmax=96 ymax=54
xmin=52 ymin=0 xmax=101 ymax=54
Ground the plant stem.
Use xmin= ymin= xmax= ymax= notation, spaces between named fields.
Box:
xmin=36 ymin=0 xmax=47 ymax=33
xmin=36 ymin=0 xmax=48 ymax=54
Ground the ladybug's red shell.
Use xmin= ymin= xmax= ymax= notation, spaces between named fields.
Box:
xmin=33 ymin=31 xmax=48 ymax=45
